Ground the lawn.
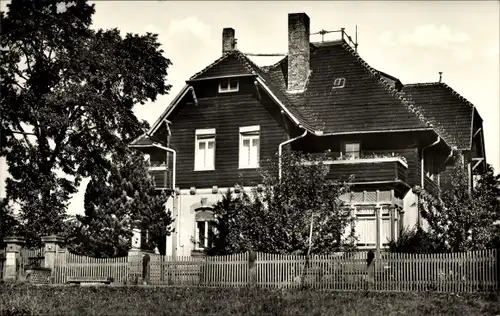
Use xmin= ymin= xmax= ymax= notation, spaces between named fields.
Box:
xmin=1 ymin=284 xmax=499 ymax=316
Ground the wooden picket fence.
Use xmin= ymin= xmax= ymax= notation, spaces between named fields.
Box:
xmin=21 ymin=248 xmax=45 ymax=268
xmin=53 ymin=252 xmax=128 ymax=284
xmin=45 ymin=249 xmax=498 ymax=293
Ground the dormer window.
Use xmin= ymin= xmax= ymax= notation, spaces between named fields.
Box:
xmin=332 ymin=78 xmax=346 ymax=89
xmin=219 ymin=78 xmax=239 ymax=93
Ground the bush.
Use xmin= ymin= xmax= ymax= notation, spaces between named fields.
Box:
xmin=388 ymin=226 xmax=447 ymax=253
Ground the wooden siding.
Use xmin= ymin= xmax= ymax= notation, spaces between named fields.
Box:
xmin=398 ymin=148 xmax=419 ymax=187
xmin=159 ymin=88 xmax=289 ymax=189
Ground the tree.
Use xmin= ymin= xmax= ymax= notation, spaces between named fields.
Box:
xmin=206 ymin=152 xmax=356 ymax=255
xmin=68 ymin=150 xmax=173 ymax=257
xmin=0 ymin=198 xmax=20 ymax=248
xmin=0 ymin=0 xmax=172 ymax=246
xmin=419 ymin=160 xmax=500 ymax=252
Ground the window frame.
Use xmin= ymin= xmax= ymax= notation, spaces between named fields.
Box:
xmin=194 ymin=208 xmax=215 ymax=250
xmin=194 ymin=128 xmax=216 ymax=171
xmin=342 ymin=141 xmax=361 ymax=160
xmin=332 ymin=77 xmax=346 ymax=89
xmin=239 ymin=125 xmax=260 ymax=169
xmin=424 ymin=151 xmax=435 ymax=180
xmin=218 ymin=78 xmax=239 ymax=93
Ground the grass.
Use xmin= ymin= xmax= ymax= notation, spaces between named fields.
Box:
xmin=1 ymin=283 xmax=499 ymax=316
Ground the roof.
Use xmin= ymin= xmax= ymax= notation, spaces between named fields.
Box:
xmin=190 ymin=51 xmax=256 ymax=80
xmin=261 ymin=40 xmax=437 ymax=135
xmin=402 ymin=82 xmax=477 ymax=150
xmin=150 ymin=39 xmax=468 ymax=145
xmin=129 ymin=133 xmax=154 ymax=147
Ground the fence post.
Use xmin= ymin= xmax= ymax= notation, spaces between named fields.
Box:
xmin=496 ymin=245 xmax=500 ymax=295
xmin=375 ymin=206 xmax=381 ymax=259
xmin=3 ymin=236 xmax=26 ymax=282
xmin=41 ymin=235 xmax=65 ymax=284
xmin=248 ymin=250 xmax=257 ymax=287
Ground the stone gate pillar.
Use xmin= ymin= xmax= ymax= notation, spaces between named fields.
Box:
xmin=41 ymin=235 xmax=65 ymax=270
xmin=128 ymin=228 xmax=144 ymax=285
xmin=3 ymin=236 xmax=25 ymax=282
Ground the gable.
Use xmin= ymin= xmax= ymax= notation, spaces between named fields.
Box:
xmin=165 ymin=93 xmax=290 ymax=188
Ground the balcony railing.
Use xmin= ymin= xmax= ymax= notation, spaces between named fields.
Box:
xmin=148 ymin=167 xmax=172 ymax=190
xmin=319 ymin=157 xmax=408 ymax=184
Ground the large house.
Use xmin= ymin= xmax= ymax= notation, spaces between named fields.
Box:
xmin=130 ymin=13 xmax=486 ymax=257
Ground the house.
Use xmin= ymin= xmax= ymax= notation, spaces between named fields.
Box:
xmin=130 ymin=12 xmax=486 ymax=257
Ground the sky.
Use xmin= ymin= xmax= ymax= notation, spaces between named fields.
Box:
xmin=0 ymin=1 xmax=499 ymax=215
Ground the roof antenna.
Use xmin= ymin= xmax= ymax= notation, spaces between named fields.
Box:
xmin=439 ymin=72 xmax=443 ymax=83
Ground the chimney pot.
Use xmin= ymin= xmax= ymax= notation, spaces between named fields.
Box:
xmin=287 ymin=13 xmax=310 ymax=91
xmin=222 ymin=28 xmax=236 ymax=54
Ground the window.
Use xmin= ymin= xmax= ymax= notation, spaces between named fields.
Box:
xmin=343 ymin=142 xmax=360 ymax=159
xmin=219 ymin=78 xmax=239 ymax=93
xmin=424 ymin=152 xmax=435 ymax=180
xmin=332 ymin=77 xmax=346 ymax=89
xmin=195 ymin=128 xmax=215 ymax=171
xmin=195 ymin=209 xmax=215 ymax=250
xmin=239 ymin=125 xmax=260 ymax=168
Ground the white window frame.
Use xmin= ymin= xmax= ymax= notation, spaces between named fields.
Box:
xmin=342 ymin=141 xmax=361 ymax=160
xmin=218 ymin=78 xmax=239 ymax=93
xmin=195 ymin=220 xmax=214 ymax=250
xmin=332 ymin=77 xmax=346 ymax=89
xmin=194 ymin=128 xmax=216 ymax=171
xmin=239 ymin=125 xmax=260 ymax=169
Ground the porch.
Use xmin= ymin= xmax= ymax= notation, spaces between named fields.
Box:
xmin=339 ymin=190 xmax=404 ymax=251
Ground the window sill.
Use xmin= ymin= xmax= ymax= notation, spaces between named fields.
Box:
xmin=238 ymin=166 xmax=259 ymax=170
xmin=194 ymin=168 xmax=215 ymax=172
xmin=218 ymin=89 xmax=239 ymax=94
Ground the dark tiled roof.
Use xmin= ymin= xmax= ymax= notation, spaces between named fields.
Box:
xmin=130 ymin=133 xmax=154 ymax=147
xmin=183 ymin=40 xmax=463 ymax=142
xmin=402 ymin=83 xmax=476 ymax=149
xmin=190 ymin=51 xmax=256 ymax=80
xmin=261 ymin=41 xmax=434 ymax=134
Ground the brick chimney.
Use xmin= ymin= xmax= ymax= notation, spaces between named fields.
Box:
xmin=222 ymin=28 xmax=236 ymax=54
xmin=287 ymin=13 xmax=310 ymax=92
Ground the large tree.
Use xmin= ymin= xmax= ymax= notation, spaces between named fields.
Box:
xmin=0 ymin=0 xmax=172 ymax=246
xmin=67 ymin=150 xmax=173 ymax=257
xmin=206 ymin=152 xmax=356 ymax=255
xmin=419 ymin=160 xmax=500 ymax=252
xmin=0 ymin=198 xmax=20 ymax=248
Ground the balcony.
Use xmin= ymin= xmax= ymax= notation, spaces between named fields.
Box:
xmin=321 ymin=157 xmax=408 ymax=188
xmin=148 ymin=166 xmax=172 ymax=190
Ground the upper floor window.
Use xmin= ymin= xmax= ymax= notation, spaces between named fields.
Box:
xmin=343 ymin=142 xmax=360 ymax=159
xmin=195 ymin=128 xmax=215 ymax=171
xmin=332 ymin=77 xmax=346 ymax=89
xmin=219 ymin=78 xmax=239 ymax=93
xmin=239 ymin=125 xmax=260 ymax=168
